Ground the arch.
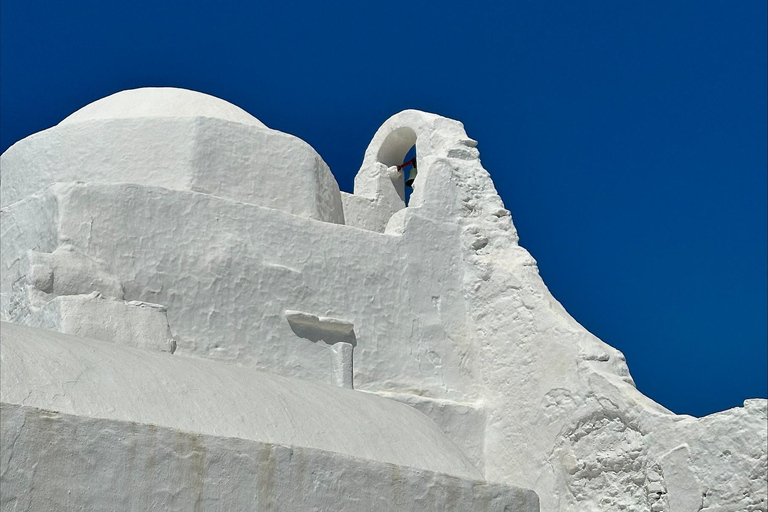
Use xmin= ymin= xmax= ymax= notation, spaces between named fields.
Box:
xmin=376 ymin=126 xmax=418 ymax=168
xmin=346 ymin=110 xmax=471 ymax=232
xmin=374 ymin=126 xmax=419 ymax=207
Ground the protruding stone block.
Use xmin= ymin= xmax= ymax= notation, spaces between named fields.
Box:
xmin=285 ymin=310 xmax=356 ymax=388
xmin=30 ymin=292 xmax=176 ymax=353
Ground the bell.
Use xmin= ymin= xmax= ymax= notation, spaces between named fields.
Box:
xmin=406 ymin=162 xmax=418 ymax=187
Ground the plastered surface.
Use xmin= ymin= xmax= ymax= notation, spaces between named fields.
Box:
xmin=1 ymin=322 xmax=481 ymax=481
xmin=1 ymin=403 xmax=539 ymax=512
xmin=1 ymin=89 xmax=344 ymax=224
xmin=1 ymin=88 xmax=765 ymax=511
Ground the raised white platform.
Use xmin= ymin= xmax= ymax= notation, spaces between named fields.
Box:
xmin=0 ymin=322 xmax=481 ymax=480
xmin=1 ymin=403 xmax=538 ymax=512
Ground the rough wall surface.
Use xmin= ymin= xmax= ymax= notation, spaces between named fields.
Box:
xmin=1 ymin=180 xmax=474 ymax=397
xmin=0 ymin=89 xmax=344 ymax=224
xmin=1 ymin=88 xmax=765 ymax=511
xmin=30 ymin=293 xmax=176 ymax=353
xmin=1 ymin=404 xmax=539 ymax=512
xmin=385 ymin=109 xmax=766 ymax=511
xmin=0 ymin=322 xmax=481 ymax=480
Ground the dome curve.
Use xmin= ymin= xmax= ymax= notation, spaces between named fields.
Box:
xmin=59 ymin=87 xmax=267 ymax=128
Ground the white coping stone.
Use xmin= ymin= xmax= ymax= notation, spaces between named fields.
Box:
xmin=30 ymin=293 xmax=176 ymax=353
xmin=1 ymin=92 xmax=766 ymax=511
xmin=0 ymin=322 xmax=483 ymax=481
xmin=284 ymin=309 xmax=356 ymax=342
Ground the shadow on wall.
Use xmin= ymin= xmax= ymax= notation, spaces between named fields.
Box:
xmin=399 ymin=146 xmax=417 ymax=206
xmin=377 ymin=126 xmax=418 ymax=207
xmin=285 ymin=310 xmax=357 ymax=389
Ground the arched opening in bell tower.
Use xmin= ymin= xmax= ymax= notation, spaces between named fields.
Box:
xmin=375 ymin=126 xmax=418 ymax=206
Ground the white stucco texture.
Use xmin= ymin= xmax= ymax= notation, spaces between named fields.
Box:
xmin=1 ymin=322 xmax=481 ymax=481
xmin=29 ymin=293 xmax=176 ymax=353
xmin=59 ymin=87 xmax=268 ymax=128
xmin=2 ymin=403 xmax=540 ymax=512
xmin=1 ymin=89 xmax=765 ymax=511
xmin=0 ymin=87 xmax=344 ymax=224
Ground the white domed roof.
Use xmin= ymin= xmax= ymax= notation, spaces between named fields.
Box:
xmin=59 ymin=87 xmax=267 ymax=128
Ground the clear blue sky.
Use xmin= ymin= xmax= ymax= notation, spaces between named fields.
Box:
xmin=2 ymin=1 xmax=765 ymax=417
